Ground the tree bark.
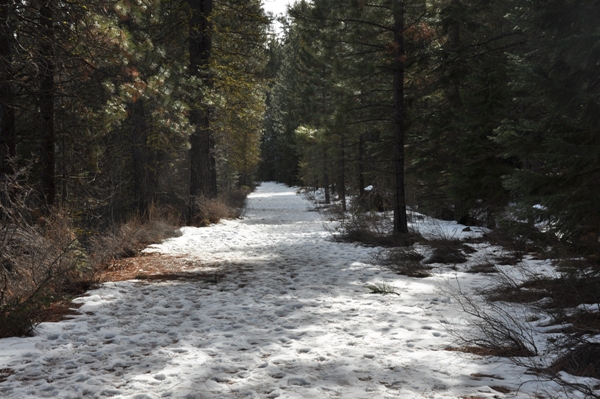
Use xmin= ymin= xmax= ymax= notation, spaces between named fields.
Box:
xmin=188 ymin=0 xmax=217 ymax=200
xmin=392 ymin=1 xmax=408 ymax=235
xmin=40 ymin=1 xmax=55 ymax=207
xmin=322 ymin=143 xmax=330 ymax=204
xmin=447 ymin=0 xmax=463 ymax=108
xmin=358 ymin=133 xmax=365 ymax=199
xmin=129 ymin=97 xmax=152 ymax=214
xmin=0 ymin=0 xmax=15 ymax=179
xmin=338 ymin=130 xmax=346 ymax=211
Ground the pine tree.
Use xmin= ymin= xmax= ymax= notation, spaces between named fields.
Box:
xmin=409 ymin=0 xmax=521 ymax=226
xmin=497 ymin=0 xmax=600 ymax=240
xmin=188 ymin=0 xmax=216 ymax=200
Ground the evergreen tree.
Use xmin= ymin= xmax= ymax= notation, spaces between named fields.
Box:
xmin=409 ymin=0 xmax=521 ymax=225
xmin=188 ymin=0 xmax=216 ymax=201
xmin=497 ymin=0 xmax=600 ymax=240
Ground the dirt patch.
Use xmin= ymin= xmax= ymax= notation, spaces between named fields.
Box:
xmin=43 ymin=301 xmax=83 ymax=323
xmin=44 ymin=253 xmax=212 ymax=323
xmin=96 ymin=253 xmax=206 ymax=282
xmin=549 ymin=310 xmax=600 ymax=336
xmin=488 ymin=274 xmax=600 ymax=308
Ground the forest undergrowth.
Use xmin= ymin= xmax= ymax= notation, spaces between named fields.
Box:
xmin=308 ymin=189 xmax=600 ymax=399
xmin=0 ymin=173 xmax=251 ymax=339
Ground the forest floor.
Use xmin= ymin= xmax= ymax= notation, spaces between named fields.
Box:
xmin=0 ymin=182 xmax=589 ymax=398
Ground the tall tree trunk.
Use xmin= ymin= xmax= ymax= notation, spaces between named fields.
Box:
xmin=338 ymin=130 xmax=346 ymax=211
xmin=392 ymin=1 xmax=408 ymax=236
xmin=447 ymin=0 xmax=463 ymax=108
xmin=188 ymin=0 xmax=217 ymax=202
xmin=129 ymin=97 xmax=151 ymax=214
xmin=357 ymin=133 xmax=365 ymax=199
xmin=0 ymin=0 xmax=15 ymax=180
xmin=322 ymin=143 xmax=330 ymax=204
xmin=446 ymin=0 xmax=465 ymax=221
xmin=40 ymin=1 xmax=55 ymax=207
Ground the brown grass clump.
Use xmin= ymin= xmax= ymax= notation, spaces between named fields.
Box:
xmin=548 ymin=344 xmax=600 ymax=379
xmin=488 ymin=272 xmax=600 ymax=309
xmin=466 ymin=262 xmax=498 ymax=274
xmin=89 ymin=204 xmax=182 ymax=268
xmin=0 ymin=208 xmax=92 ymax=337
xmin=191 ymin=188 xmax=249 ymax=227
xmin=374 ymin=246 xmax=432 ymax=277
xmin=423 ymin=239 xmax=471 ymax=265
xmin=0 ymin=195 xmax=182 ymax=337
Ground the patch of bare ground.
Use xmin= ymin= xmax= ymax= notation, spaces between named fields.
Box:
xmin=96 ymin=253 xmax=206 ymax=282
xmin=43 ymin=301 xmax=83 ymax=323
xmin=47 ymin=253 xmax=219 ymax=323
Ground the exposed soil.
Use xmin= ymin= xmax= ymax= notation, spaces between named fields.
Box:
xmin=47 ymin=253 xmax=205 ymax=323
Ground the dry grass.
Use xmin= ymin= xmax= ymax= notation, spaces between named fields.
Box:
xmin=548 ymin=344 xmax=600 ymax=379
xmin=89 ymin=216 xmax=180 ymax=268
xmin=487 ymin=272 xmax=600 ymax=309
xmin=466 ymin=262 xmax=499 ymax=274
xmin=423 ymin=238 xmax=471 ymax=265
xmin=0 ymin=207 xmax=92 ymax=337
xmin=373 ymin=246 xmax=432 ymax=277
xmin=191 ymin=188 xmax=249 ymax=227
xmin=0 ymin=196 xmax=182 ymax=337
xmin=0 ymin=184 xmax=251 ymax=338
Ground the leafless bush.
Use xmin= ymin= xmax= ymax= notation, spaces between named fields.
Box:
xmin=326 ymin=199 xmax=414 ymax=246
xmin=190 ymin=188 xmax=251 ymax=227
xmin=424 ymin=238 xmax=471 ymax=265
xmin=446 ymin=288 xmax=539 ymax=357
xmin=373 ymin=246 xmax=431 ymax=277
xmin=443 ymin=258 xmax=600 ymax=398
xmin=1 ymin=171 xmax=89 ymax=336
xmin=225 ymin=187 xmax=251 ymax=214
xmin=192 ymin=195 xmax=235 ymax=226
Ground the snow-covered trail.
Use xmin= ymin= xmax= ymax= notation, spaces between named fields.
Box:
xmin=0 ymin=183 xmax=527 ymax=398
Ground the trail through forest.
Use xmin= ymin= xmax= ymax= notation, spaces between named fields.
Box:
xmin=0 ymin=183 xmax=547 ymax=398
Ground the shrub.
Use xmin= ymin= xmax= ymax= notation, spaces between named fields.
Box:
xmin=89 ymin=203 xmax=182 ymax=267
xmin=0 ymin=208 xmax=89 ymax=337
xmin=373 ymin=246 xmax=431 ymax=277
xmin=191 ymin=188 xmax=250 ymax=227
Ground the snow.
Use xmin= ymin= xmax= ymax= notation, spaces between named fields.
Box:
xmin=0 ymin=182 xmax=592 ymax=398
